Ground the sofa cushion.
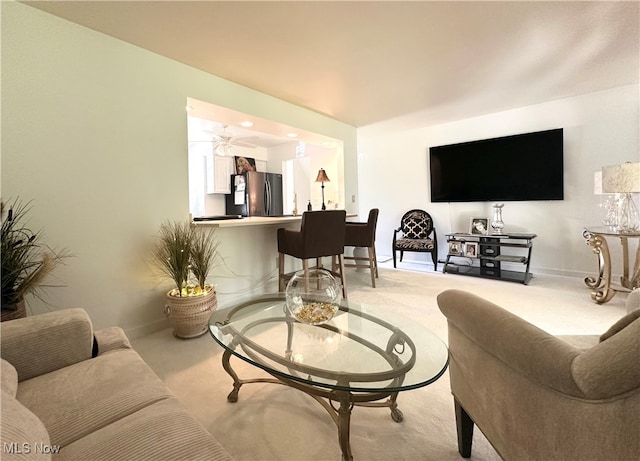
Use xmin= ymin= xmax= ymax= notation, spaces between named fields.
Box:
xmin=1 ymin=390 xmax=52 ymax=461
xmin=573 ymin=315 xmax=640 ymax=399
xmin=2 ymin=358 xmax=18 ymax=396
xmin=16 ymin=349 xmax=173 ymax=448
xmin=626 ymin=288 xmax=640 ymax=313
xmin=57 ymin=397 xmax=232 ymax=461
xmin=600 ymin=308 xmax=640 ymax=342
xmin=556 ymin=334 xmax=599 ymax=350
xmin=1 ymin=308 xmax=94 ymax=381
xmin=93 ymin=326 xmax=132 ymax=355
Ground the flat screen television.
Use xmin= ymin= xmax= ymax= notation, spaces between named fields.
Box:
xmin=429 ymin=128 xmax=564 ymax=202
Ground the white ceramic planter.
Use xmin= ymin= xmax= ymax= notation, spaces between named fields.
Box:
xmin=164 ymin=287 xmax=217 ymax=339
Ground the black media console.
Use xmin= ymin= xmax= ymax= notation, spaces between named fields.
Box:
xmin=443 ymin=232 xmax=537 ymax=285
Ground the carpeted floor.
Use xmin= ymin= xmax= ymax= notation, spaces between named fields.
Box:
xmin=132 ymin=262 xmax=630 ymax=461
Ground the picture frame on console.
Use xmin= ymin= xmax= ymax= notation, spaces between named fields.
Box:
xmin=449 ymin=241 xmax=463 ymax=255
xmin=470 ymin=217 xmax=489 ymax=235
xmin=465 ymin=242 xmax=478 ymax=258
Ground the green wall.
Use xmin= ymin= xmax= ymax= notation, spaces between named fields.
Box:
xmin=1 ymin=2 xmax=357 ymax=334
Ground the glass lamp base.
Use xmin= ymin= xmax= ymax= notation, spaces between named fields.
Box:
xmin=617 ymin=193 xmax=639 ymax=233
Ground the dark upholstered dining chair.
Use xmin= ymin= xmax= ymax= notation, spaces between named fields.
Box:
xmin=277 ymin=210 xmax=347 ymax=298
xmin=392 ymin=209 xmax=438 ymax=270
xmin=344 ymin=208 xmax=379 ymax=287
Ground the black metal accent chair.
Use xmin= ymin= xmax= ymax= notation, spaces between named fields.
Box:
xmin=392 ymin=209 xmax=438 ymax=270
xmin=344 ymin=208 xmax=379 ymax=287
xmin=277 ymin=210 xmax=347 ymax=299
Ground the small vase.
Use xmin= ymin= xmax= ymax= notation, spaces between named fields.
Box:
xmin=491 ymin=204 xmax=505 ymax=235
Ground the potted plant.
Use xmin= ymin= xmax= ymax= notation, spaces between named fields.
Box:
xmin=152 ymin=220 xmax=219 ymax=338
xmin=1 ymin=198 xmax=69 ymax=322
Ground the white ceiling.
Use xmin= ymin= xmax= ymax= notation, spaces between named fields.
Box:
xmin=25 ymin=1 xmax=639 ymax=128
xmin=186 ymin=96 xmax=342 ymax=149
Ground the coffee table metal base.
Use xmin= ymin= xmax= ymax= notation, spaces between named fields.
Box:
xmin=221 ymin=349 xmax=403 ymax=461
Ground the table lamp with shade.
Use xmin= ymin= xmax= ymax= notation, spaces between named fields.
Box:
xmin=593 ymin=171 xmax=618 ymax=227
xmin=315 ymin=168 xmax=330 ymax=210
xmin=601 ymin=162 xmax=640 ymax=232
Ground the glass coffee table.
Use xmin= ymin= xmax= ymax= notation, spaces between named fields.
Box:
xmin=209 ymin=294 xmax=449 ymax=461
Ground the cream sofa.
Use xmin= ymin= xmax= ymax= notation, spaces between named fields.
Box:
xmin=437 ymin=289 xmax=640 ymax=461
xmin=1 ymin=308 xmax=233 ymax=461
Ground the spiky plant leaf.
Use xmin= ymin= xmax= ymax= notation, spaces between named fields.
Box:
xmin=190 ymin=227 xmax=219 ymax=290
xmin=1 ymin=198 xmax=70 ymax=309
xmin=152 ymin=220 xmax=193 ymax=297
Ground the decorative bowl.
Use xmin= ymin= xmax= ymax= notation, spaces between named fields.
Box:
xmin=285 ymin=269 xmax=341 ymax=325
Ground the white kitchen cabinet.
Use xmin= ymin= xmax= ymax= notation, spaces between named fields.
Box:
xmin=207 ymin=155 xmax=235 ymax=194
xmin=255 ymin=159 xmax=267 ymax=172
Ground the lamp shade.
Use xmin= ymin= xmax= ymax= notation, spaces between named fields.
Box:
xmin=315 ymin=168 xmax=330 ymax=183
xmin=593 ymin=171 xmax=604 ymax=195
xmin=601 ymin=162 xmax=640 ymax=193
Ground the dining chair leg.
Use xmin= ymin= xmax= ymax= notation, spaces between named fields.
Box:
xmin=338 ymin=254 xmax=348 ymax=299
xmin=278 ymin=253 xmax=286 ymax=292
xmin=302 ymin=259 xmax=310 ymax=293
xmin=372 ymin=245 xmax=379 ymax=278
xmin=368 ymin=246 xmax=376 ymax=288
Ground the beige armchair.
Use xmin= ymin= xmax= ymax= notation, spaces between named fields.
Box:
xmin=437 ymin=289 xmax=640 ymax=461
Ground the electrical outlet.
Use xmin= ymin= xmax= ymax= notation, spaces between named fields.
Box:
xmin=351 ymin=195 xmax=356 ymax=203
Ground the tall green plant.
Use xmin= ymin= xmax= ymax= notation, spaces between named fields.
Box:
xmin=152 ymin=221 xmax=193 ymax=296
xmin=190 ymin=227 xmax=219 ymax=291
xmin=1 ymin=198 xmax=69 ymax=309
xmin=152 ymin=220 xmax=219 ymax=297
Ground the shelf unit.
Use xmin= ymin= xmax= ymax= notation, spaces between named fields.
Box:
xmin=443 ymin=232 xmax=537 ymax=285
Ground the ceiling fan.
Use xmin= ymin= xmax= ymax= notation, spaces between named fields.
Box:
xmin=203 ymin=124 xmax=259 ymax=156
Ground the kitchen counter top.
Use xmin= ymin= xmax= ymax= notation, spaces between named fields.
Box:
xmin=192 ymin=212 xmax=357 ymax=228
xmin=192 ymin=215 xmax=303 ymax=228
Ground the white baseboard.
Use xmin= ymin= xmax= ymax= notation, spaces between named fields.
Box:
xmin=125 ymin=317 xmax=170 ymax=341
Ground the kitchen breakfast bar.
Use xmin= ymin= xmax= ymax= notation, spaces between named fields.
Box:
xmin=192 ymin=215 xmax=305 ymax=228
xmin=192 ymin=213 xmax=357 ymax=306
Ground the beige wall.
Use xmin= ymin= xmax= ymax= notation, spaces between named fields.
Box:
xmin=1 ymin=3 xmax=357 ymax=336
xmin=358 ymin=84 xmax=640 ymax=278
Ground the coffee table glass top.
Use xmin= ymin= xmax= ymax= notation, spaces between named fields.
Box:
xmin=209 ymin=294 xmax=448 ymax=393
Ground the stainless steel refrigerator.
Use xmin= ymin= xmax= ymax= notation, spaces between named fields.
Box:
xmin=225 ymin=171 xmax=284 ymax=217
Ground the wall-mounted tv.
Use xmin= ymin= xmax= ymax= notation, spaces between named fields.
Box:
xmin=429 ymin=128 xmax=564 ymax=202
